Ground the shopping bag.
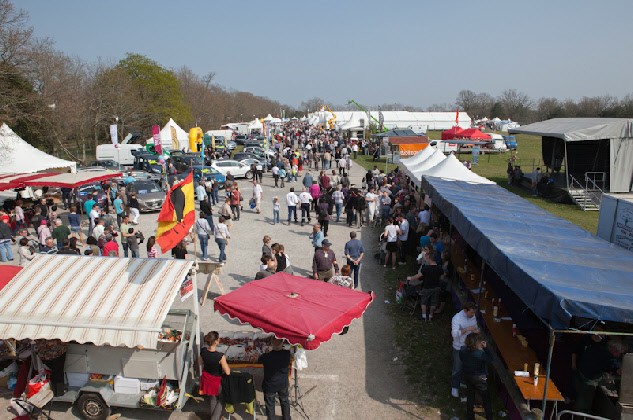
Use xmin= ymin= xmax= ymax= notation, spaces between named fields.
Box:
xmin=395 ymin=281 xmax=406 ymax=305
xmin=27 ymin=381 xmax=53 ymax=408
xmin=156 ymin=376 xmax=167 ymax=407
xmin=26 ymin=372 xmax=49 ymax=399
xmin=249 ymin=198 xmax=256 ymax=209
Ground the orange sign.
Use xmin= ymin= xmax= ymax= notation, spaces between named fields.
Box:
xmin=399 ymin=144 xmax=427 ymax=156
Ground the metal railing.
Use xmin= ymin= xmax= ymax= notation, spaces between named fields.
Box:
xmin=556 ymin=409 xmax=609 ymax=420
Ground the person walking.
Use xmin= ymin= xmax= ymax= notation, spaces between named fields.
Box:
xmin=119 ymin=214 xmax=132 ymax=258
xmin=312 ymin=239 xmax=339 ymax=281
xmin=344 ymin=231 xmax=365 ymax=289
xmin=317 ymin=197 xmax=330 ymax=237
xmin=332 ymin=186 xmax=344 ymax=222
xmin=230 ymin=186 xmax=241 ymax=221
xmin=258 ymin=338 xmax=291 ymax=420
xmin=199 ymin=331 xmax=231 ymax=420
xmin=252 ymin=180 xmax=263 ymax=214
xmin=298 ymin=187 xmax=312 ymax=226
xmin=196 ymin=181 xmax=208 ymax=207
xmin=285 ymin=188 xmax=299 ymax=224
xmin=272 ymin=197 xmax=280 ymax=225
xmin=195 ymin=211 xmax=213 ymax=261
xmin=146 ymin=236 xmax=158 ymax=258
xmin=128 ymin=194 xmax=140 ymax=225
xmin=460 ymin=333 xmax=494 ymax=420
xmin=214 ymin=216 xmax=230 ymax=264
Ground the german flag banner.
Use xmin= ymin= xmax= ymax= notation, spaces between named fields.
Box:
xmin=156 ymin=172 xmax=195 ymax=253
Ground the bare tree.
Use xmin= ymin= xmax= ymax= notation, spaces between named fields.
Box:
xmin=498 ymin=89 xmax=533 ymax=122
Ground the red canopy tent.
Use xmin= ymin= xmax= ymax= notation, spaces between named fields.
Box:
xmin=0 ymin=171 xmax=122 ymax=191
xmin=214 ymin=272 xmax=374 ymax=350
xmin=0 ymin=265 xmax=22 ymax=291
xmin=458 ymin=128 xmax=491 ymax=140
xmin=441 ymin=126 xmax=465 ymax=140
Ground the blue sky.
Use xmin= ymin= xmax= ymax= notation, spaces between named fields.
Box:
xmin=20 ymin=0 xmax=633 ymax=109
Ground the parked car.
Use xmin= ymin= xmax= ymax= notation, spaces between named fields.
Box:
xmin=235 ymin=134 xmax=248 ymax=145
xmin=226 ymin=140 xmax=237 ymax=151
xmin=76 ymin=183 xmax=108 ymax=211
xmin=209 ymin=159 xmax=253 ymax=179
xmin=126 ymin=180 xmax=165 ymax=212
xmin=244 ymin=140 xmax=263 ymax=148
xmin=503 ymin=135 xmax=518 ymax=150
xmin=86 ymin=159 xmax=119 ymax=169
xmin=132 ymin=152 xmax=163 ymax=174
xmin=239 ymin=158 xmax=271 ymax=171
xmin=232 ymin=152 xmax=260 ymax=161
xmin=171 ymin=154 xmax=204 ymax=172
xmin=176 ymin=166 xmax=226 ymax=189
xmin=113 ymin=170 xmax=162 ymax=186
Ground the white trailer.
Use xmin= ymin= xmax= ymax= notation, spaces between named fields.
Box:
xmin=96 ymin=144 xmax=143 ymax=166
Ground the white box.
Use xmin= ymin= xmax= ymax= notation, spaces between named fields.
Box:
xmin=66 ymin=372 xmax=89 ymax=387
xmin=139 ymin=379 xmax=159 ymax=391
xmin=114 ymin=376 xmax=141 ymax=395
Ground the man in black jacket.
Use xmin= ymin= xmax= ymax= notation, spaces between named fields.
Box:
xmin=258 ymin=338 xmax=291 ymax=420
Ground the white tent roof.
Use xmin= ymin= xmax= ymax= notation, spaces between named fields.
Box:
xmin=408 ymin=149 xmax=447 ymax=183
xmin=0 ymin=123 xmax=76 ymax=174
xmin=308 ymin=110 xmax=472 ymax=131
xmin=401 ymin=146 xmax=436 ymax=168
xmin=419 ymin=154 xmax=495 ymax=184
xmin=248 ymin=118 xmax=263 ymax=131
xmin=0 ymin=254 xmax=193 ymax=348
xmin=146 ymin=118 xmax=189 ymax=150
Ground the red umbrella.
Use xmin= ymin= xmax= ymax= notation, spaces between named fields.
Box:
xmin=214 ymin=272 xmax=375 ymax=350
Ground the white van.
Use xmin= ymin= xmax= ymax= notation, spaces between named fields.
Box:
xmin=487 ymin=133 xmax=508 ymax=151
xmin=430 ymin=140 xmax=459 ymax=154
xmin=96 ymin=144 xmax=144 ymax=166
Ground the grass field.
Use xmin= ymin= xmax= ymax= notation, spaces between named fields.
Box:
xmin=356 ymin=131 xmax=599 ymax=233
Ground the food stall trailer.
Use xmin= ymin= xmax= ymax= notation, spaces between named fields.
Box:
xmin=0 ymin=254 xmax=200 ymax=419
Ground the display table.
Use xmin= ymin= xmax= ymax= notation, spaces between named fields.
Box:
xmin=452 ymin=246 xmax=564 ymax=409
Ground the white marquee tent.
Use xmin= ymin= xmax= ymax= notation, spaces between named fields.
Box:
xmin=400 ymin=146 xmax=436 ymax=169
xmin=408 ymin=149 xmax=447 ymax=183
xmin=419 ymin=154 xmax=495 ymax=184
xmin=309 ymin=110 xmax=472 ymax=132
xmin=0 ymin=123 xmax=76 ymax=174
xmin=146 ymin=118 xmax=189 ymax=150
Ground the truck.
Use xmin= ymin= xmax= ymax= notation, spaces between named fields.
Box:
xmin=429 ymin=140 xmax=459 ymax=154
xmin=96 ymin=144 xmax=144 ymax=167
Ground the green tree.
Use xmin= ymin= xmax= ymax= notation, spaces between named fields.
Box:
xmin=117 ymin=53 xmax=192 ymax=128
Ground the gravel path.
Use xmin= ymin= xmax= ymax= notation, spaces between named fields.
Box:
xmin=0 ymin=160 xmax=424 ymax=419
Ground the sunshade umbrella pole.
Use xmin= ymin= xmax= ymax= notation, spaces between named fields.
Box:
xmin=291 ymin=345 xmax=310 ymax=420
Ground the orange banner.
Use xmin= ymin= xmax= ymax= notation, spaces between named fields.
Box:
xmin=399 ymin=144 xmax=427 ymax=156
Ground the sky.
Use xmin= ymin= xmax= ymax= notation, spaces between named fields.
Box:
xmin=19 ymin=0 xmax=633 ymax=109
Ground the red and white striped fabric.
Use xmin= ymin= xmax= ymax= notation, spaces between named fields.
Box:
xmin=0 ymin=254 xmax=193 ymax=349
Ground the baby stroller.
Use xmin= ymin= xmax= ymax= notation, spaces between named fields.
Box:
xmin=374 ymin=233 xmax=387 ymax=266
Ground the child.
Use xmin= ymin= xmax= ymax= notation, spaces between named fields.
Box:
xmin=48 ymin=205 xmax=58 ymax=224
xmin=272 ymin=197 xmax=280 ymax=224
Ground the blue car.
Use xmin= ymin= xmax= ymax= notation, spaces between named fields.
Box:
xmin=177 ymin=166 xmax=226 ymax=189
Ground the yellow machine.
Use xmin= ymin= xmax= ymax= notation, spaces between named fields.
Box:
xmin=188 ymin=127 xmax=203 ymax=152
xmin=326 ymin=105 xmax=337 ymax=130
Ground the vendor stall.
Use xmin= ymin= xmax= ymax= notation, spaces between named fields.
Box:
xmin=0 ymin=255 xmax=200 ymax=419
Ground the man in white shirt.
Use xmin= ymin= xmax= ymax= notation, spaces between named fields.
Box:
xmin=92 ymin=218 xmax=106 ymax=241
xmin=365 ymin=187 xmax=379 ymax=227
xmin=285 ymin=187 xmax=299 ymax=224
xmin=271 ymin=165 xmax=280 ymax=188
xmin=397 ymin=215 xmax=409 ymax=265
xmin=298 ymin=187 xmax=312 ymax=226
xmin=89 ymin=205 xmax=101 ymax=235
xmin=417 ymin=205 xmax=431 ymax=229
xmin=450 ymin=302 xmax=479 ymax=398
xmin=195 ymin=181 xmax=207 ymax=207
xmin=338 ymin=157 xmax=346 ymax=175
xmin=252 ymin=180 xmax=263 ymax=214
xmin=332 ymin=186 xmax=344 ymax=222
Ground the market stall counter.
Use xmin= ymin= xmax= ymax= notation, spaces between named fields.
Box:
xmin=452 ymin=246 xmax=564 ymax=411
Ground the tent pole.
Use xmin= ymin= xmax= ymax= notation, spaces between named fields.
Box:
xmin=541 ymin=328 xmax=555 ymax=413
xmin=476 ymin=260 xmax=485 ymax=310
xmin=564 ymin=141 xmax=570 ymax=191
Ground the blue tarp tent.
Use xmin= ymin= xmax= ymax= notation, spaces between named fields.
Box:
xmin=421 ymin=176 xmax=633 ymax=328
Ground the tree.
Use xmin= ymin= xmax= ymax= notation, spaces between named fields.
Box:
xmin=116 ymin=53 xmax=192 ymax=128
xmin=300 ymin=97 xmax=325 ymax=114
xmin=498 ymin=89 xmax=533 ymax=122
xmin=536 ymin=97 xmax=565 ymax=121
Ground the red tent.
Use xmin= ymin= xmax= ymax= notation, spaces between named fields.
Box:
xmin=459 ymin=128 xmax=491 ymax=140
xmin=214 ymin=272 xmax=374 ymax=350
xmin=0 ymin=265 xmax=22 ymax=291
xmin=441 ymin=126 xmax=464 ymax=140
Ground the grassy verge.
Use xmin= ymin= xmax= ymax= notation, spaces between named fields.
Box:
xmin=354 ymin=154 xmax=397 ymax=174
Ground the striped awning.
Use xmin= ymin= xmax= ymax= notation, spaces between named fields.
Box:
xmin=0 ymin=170 xmax=122 ymax=191
xmin=0 ymin=255 xmax=193 ymax=348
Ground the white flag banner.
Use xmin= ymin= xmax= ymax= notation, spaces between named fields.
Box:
xmin=110 ymin=124 xmax=118 ymax=146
